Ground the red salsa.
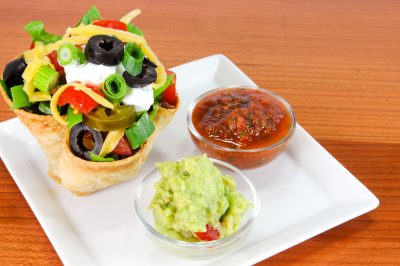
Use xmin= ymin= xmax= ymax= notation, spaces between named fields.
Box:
xmin=192 ymin=88 xmax=292 ymax=149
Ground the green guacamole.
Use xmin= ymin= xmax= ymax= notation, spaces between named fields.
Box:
xmin=149 ymin=154 xmax=251 ymax=242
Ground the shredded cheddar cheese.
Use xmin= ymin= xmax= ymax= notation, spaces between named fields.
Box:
xmin=22 ymin=57 xmax=41 ymax=83
xmin=24 ymin=36 xmax=90 ymax=61
xmin=73 ymin=84 xmax=114 ymax=109
xmin=30 ymin=92 xmax=51 ymax=102
xmin=99 ymin=129 xmax=125 ymax=157
xmin=140 ymin=44 xmax=167 ymax=89
xmin=66 ymin=25 xmax=146 ymax=44
xmin=119 ymin=9 xmax=141 ymax=24
xmin=50 ymin=84 xmax=69 ymax=125
xmin=23 ymin=82 xmax=35 ymax=98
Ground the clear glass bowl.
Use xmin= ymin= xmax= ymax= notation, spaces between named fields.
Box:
xmin=134 ymin=158 xmax=260 ymax=259
xmin=187 ymin=86 xmax=296 ymax=169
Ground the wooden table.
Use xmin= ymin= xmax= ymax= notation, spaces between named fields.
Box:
xmin=0 ymin=0 xmax=399 ymax=265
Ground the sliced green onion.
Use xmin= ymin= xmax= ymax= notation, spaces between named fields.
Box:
xmin=57 ymin=42 xmax=86 ymax=66
xmin=126 ymin=23 xmax=144 ymax=36
xmin=149 ymin=101 xmax=160 ymax=121
xmin=33 ymin=65 xmax=59 ymax=93
xmin=122 ymin=42 xmax=144 ymax=76
xmin=0 ymin=79 xmax=10 ymax=99
xmin=153 ymin=74 xmax=174 ymax=98
xmin=38 ymin=101 xmax=52 ymax=115
xmin=66 ymin=106 xmax=83 ymax=129
xmin=24 ymin=21 xmax=62 ymax=44
xmin=77 ymin=5 xmax=102 ymax=26
xmin=125 ymin=112 xmax=155 ymax=149
xmin=10 ymin=85 xmax=31 ymax=110
xmin=102 ymin=74 xmax=127 ymax=103
xmin=89 ymin=152 xmax=114 ymax=162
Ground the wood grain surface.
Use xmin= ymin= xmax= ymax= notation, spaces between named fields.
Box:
xmin=0 ymin=0 xmax=399 ymax=265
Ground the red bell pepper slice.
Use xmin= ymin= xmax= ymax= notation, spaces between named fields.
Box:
xmin=47 ymin=50 xmax=65 ymax=75
xmin=57 ymin=84 xmax=103 ymax=114
xmin=93 ymin=20 xmax=127 ymax=31
xmin=194 ymin=224 xmax=220 ymax=242
xmin=161 ymin=70 xmax=177 ymax=106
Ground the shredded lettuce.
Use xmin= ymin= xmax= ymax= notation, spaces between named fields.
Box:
xmin=77 ymin=5 xmax=102 ymax=26
xmin=24 ymin=21 xmax=62 ymax=45
xmin=89 ymin=152 xmax=115 ymax=162
xmin=127 ymin=23 xmax=144 ymax=36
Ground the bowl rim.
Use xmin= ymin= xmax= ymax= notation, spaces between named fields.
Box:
xmin=187 ymin=85 xmax=296 ymax=153
xmin=134 ymin=157 xmax=260 ymax=248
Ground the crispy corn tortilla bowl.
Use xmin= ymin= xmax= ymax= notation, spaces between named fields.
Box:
xmin=0 ymin=86 xmax=66 ymax=183
xmin=0 ymin=86 xmax=180 ymax=196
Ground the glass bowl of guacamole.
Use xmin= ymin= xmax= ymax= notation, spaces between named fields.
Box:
xmin=134 ymin=154 xmax=259 ymax=259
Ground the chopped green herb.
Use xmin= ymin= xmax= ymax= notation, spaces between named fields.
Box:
xmin=125 ymin=112 xmax=155 ymax=149
xmin=38 ymin=101 xmax=52 ymax=115
xmin=66 ymin=106 xmax=83 ymax=129
xmin=10 ymin=85 xmax=31 ymax=110
xmin=89 ymin=152 xmax=114 ymax=162
xmin=153 ymin=74 xmax=174 ymax=98
xmin=102 ymin=74 xmax=127 ymax=103
xmin=33 ymin=65 xmax=59 ymax=93
xmin=123 ymin=43 xmax=144 ymax=76
xmin=57 ymin=42 xmax=86 ymax=66
xmin=149 ymin=101 xmax=160 ymax=121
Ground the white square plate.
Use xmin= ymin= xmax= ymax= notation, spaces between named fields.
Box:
xmin=0 ymin=54 xmax=379 ymax=266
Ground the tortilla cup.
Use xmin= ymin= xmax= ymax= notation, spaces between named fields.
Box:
xmin=0 ymin=87 xmax=66 ymax=182
xmin=56 ymin=100 xmax=179 ymax=196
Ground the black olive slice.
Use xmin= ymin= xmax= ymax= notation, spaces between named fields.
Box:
xmin=143 ymin=57 xmax=157 ymax=69
xmin=84 ymin=35 xmax=124 ymax=66
xmin=69 ymin=123 xmax=104 ymax=161
xmin=122 ymin=65 xmax=157 ymax=88
xmin=3 ymin=57 xmax=27 ymax=88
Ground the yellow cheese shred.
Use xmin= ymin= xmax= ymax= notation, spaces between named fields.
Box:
xmin=66 ymin=25 xmax=146 ymax=44
xmin=23 ymin=81 xmax=35 ymax=98
xmin=98 ymin=129 xmax=125 ymax=157
xmin=73 ymin=84 xmax=114 ymax=109
xmin=46 ymin=35 xmax=90 ymax=54
xmin=140 ymin=44 xmax=167 ymax=89
xmin=22 ymin=57 xmax=41 ymax=83
xmin=30 ymin=92 xmax=51 ymax=102
xmin=41 ymin=55 xmax=54 ymax=69
xmin=50 ymin=84 xmax=70 ymax=125
xmin=119 ymin=9 xmax=141 ymax=24
xmin=24 ymin=36 xmax=90 ymax=61
xmin=50 ymin=83 xmax=114 ymax=125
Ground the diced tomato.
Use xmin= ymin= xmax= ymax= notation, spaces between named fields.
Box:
xmin=47 ymin=50 xmax=65 ymax=74
xmin=93 ymin=20 xmax=127 ymax=31
xmin=112 ymin=136 xmax=133 ymax=156
xmin=161 ymin=70 xmax=177 ymax=106
xmin=30 ymin=41 xmax=35 ymax=49
xmin=57 ymin=84 xmax=103 ymax=114
xmin=194 ymin=224 xmax=220 ymax=242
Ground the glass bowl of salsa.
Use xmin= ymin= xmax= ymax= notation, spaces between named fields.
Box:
xmin=187 ymin=86 xmax=296 ymax=169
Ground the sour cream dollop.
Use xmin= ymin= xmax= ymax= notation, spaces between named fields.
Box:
xmin=64 ymin=63 xmax=117 ymax=86
xmin=122 ymin=84 xmax=154 ymax=112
